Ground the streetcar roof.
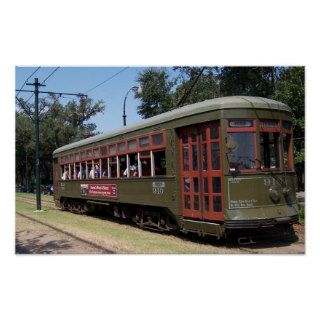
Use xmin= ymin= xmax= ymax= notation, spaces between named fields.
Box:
xmin=53 ymin=96 xmax=290 ymax=155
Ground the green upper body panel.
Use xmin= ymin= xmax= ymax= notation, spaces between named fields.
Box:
xmin=53 ymin=96 xmax=290 ymax=157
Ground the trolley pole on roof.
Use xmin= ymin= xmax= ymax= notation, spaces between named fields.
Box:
xmin=27 ymin=78 xmax=45 ymax=211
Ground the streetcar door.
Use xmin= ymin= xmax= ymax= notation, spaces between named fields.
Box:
xmin=179 ymin=121 xmax=224 ymax=222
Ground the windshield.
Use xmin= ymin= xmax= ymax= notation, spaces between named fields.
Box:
xmin=226 ymin=132 xmax=255 ymax=170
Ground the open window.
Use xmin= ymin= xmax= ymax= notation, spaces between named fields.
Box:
xmin=109 ymin=157 xmax=117 ymax=178
xmin=153 ymin=150 xmax=166 ymax=175
xmin=101 ymin=158 xmax=108 ymax=178
xmin=127 ymin=153 xmax=138 ymax=177
xmin=140 ymin=151 xmax=151 ymax=176
xmin=260 ymin=132 xmax=280 ymax=169
xmin=259 ymin=120 xmax=280 ymax=170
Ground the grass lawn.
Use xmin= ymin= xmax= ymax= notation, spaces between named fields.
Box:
xmin=16 ymin=194 xmax=234 ymax=254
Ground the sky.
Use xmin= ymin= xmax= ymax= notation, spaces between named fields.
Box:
xmin=15 ymin=66 xmax=169 ymax=133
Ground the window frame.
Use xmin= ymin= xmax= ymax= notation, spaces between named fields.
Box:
xmin=281 ymin=120 xmax=294 ymax=171
xmin=259 ymin=119 xmax=281 ymax=172
xmin=226 ymin=119 xmax=257 ymax=173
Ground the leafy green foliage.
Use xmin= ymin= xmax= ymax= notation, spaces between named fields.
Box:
xmin=135 ymin=68 xmax=174 ymax=118
xmin=273 ymin=67 xmax=305 ymax=165
xmin=16 ymin=96 xmax=105 ymax=186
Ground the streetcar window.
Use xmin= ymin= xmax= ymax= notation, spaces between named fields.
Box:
xmin=282 ymin=133 xmax=292 ymax=170
xmin=139 ymin=136 xmax=149 ymax=148
xmin=183 ymin=146 xmax=189 ymax=171
xmin=87 ymin=149 xmax=92 ymax=159
xmin=70 ymin=166 xmax=74 ymax=180
xmin=69 ymin=154 xmax=74 ymax=162
xmin=128 ymin=153 xmax=138 ymax=177
xmin=204 ymin=196 xmax=209 ymax=211
xmin=190 ymin=129 xmax=197 ymax=142
xmin=203 ymin=177 xmax=208 ymax=193
xmin=101 ymin=146 xmax=107 ymax=156
xmin=80 ymin=163 xmax=86 ymax=179
xmin=110 ymin=157 xmax=117 ymax=178
xmin=75 ymin=153 xmax=80 ymax=161
xmin=109 ymin=144 xmax=116 ymax=155
xmin=226 ymin=133 xmax=255 ymax=170
xmin=202 ymin=143 xmax=207 ymax=170
xmin=128 ymin=139 xmax=137 ymax=151
xmin=213 ymin=196 xmax=222 ymax=212
xmin=283 ymin=121 xmax=292 ymax=130
xmin=81 ymin=151 xmax=86 ymax=160
xmin=194 ymin=195 xmax=199 ymax=210
xmin=183 ymin=177 xmax=190 ymax=192
xmin=153 ymin=150 xmax=166 ymax=175
xmin=201 ymin=127 xmax=207 ymax=141
xmin=101 ymin=159 xmax=108 ymax=178
xmin=182 ymin=131 xmax=188 ymax=144
xmin=140 ymin=151 xmax=151 ymax=176
xmin=193 ymin=177 xmax=199 ymax=193
xmin=212 ymin=177 xmax=221 ymax=193
xmin=192 ymin=145 xmax=198 ymax=171
xmin=119 ymin=155 xmax=127 ymax=176
xmin=184 ymin=195 xmax=191 ymax=209
xmin=87 ymin=162 xmax=93 ymax=179
xmin=152 ymin=133 xmax=163 ymax=146
xmin=118 ymin=142 xmax=126 ymax=153
xmin=210 ymin=127 xmax=219 ymax=139
xmin=210 ymin=142 xmax=220 ymax=170
xmin=260 ymin=132 xmax=280 ymax=169
xmin=75 ymin=164 xmax=80 ymax=180
xmin=93 ymin=148 xmax=100 ymax=158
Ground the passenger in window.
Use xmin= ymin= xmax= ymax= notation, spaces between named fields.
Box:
xmin=94 ymin=163 xmax=100 ymax=178
xmin=89 ymin=167 xmax=94 ymax=179
xmin=77 ymin=170 xmax=81 ymax=180
xmin=130 ymin=164 xmax=138 ymax=177
xmin=62 ymin=170 xmax=69 ymax=180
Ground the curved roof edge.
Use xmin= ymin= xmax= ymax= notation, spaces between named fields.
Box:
xmin=53 ymin=96 xmax=290 ymax=155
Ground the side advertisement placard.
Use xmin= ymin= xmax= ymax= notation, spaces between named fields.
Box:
xmin=80 ymin=183 xmax=118 ymax=198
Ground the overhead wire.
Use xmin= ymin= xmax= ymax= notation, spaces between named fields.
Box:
xmin=85 ymin=67 xmax=129 ymax=94
xmin=25 ymin=66 xmax=60 ymax=103
xmin=16 ymin=66 xmax=41 ymax=98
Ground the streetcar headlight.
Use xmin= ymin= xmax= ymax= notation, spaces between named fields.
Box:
xmin=269 ymin=187 xmax=280 ymax=203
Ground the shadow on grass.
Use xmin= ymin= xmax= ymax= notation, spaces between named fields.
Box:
xmin=16 ymin=232 xmax=73 ymax=254
xmin=86 ymin=209 xmax=301 ymax=250
xmin=16 ymin=212 xmax=115 ymax=254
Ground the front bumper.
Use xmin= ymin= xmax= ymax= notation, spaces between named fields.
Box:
xmin=225 ymin=214 xmax=299 ymax=229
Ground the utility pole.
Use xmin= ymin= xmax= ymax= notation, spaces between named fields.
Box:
xmin=27 ymin=78 xmax=45 ymax=211
xmin=17 ymin=78 xmax=87 ymax=212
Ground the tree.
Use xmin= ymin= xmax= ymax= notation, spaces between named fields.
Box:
xmin=273 ymin=67 xmax=305 ymax=188
xmin=135 ymin=68 xmax=174 ymax=118
xmin=172 ymin=67 xmax=220 ymax=106
xmin=15 ymin=96 xmax=105 ymax=187
xmin=218 ymin=66 xmax=277 ymax=98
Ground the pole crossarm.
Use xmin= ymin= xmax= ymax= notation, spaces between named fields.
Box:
xmin=15 ymin=89 xmax=87 ymax=98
